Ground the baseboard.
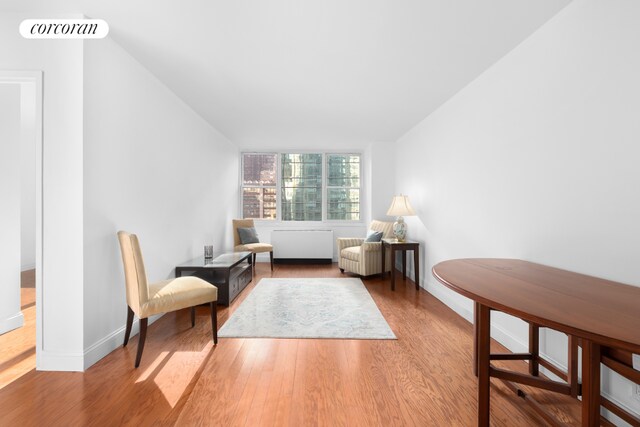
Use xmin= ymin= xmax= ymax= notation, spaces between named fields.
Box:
xmin=82 ymin=313 xmax=164 ymax=370
xmin=0 ymin=311 xmax=25 ymax=335
xmin=21 ymin=262 xmax=36 ymax=271
xmin=273 ymin=258 xmax=332 ymax=265
xmin=422 ymin=275 xmax=473 ymax=323
xmin=424 ymin=275 xmax=562 ymax=366
xmin=255 ymin=253 xmax=338 ymax=263
xmin=423 ymin=276 xmax=527 ymax=354
xmin=37 ymin=349 xmax=84 ymax=372
xmin=601 ymin=390 xmax=640 ymax=426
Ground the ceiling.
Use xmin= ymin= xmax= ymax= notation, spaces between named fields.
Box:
xmin=2 ymin=0 xmax=570 ymax=148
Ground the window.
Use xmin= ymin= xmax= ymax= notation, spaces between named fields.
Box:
xmin=241 ymin=152 xmax=361 ymax=222
xmin=326 ymin=154 xmax=360 ymax=220
xmin=241 ymin=153 xmax=277 ymax=219
xmin=281 ymin=153 xmax=323 ymax=221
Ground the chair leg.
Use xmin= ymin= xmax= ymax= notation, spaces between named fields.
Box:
xmin=252 ymin=252 xmax=257 ymax=266
xmin=191 ymin=306 xmax=196 ymax=327
xmin=270 ymin=251 xmax=274 ymax=271
xmin=123 ymin=306 xmax=134 ymax=347
xmin=135 ymin=318 xmax=148 ymax=368
xmin=340 ymin=268 xmax=344 ymax=273
xmin=210 ymin=302 xmax=218 ymax=344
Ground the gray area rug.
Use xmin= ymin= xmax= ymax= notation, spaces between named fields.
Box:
xmin=218 ymin=278 xmax=396 ymax=339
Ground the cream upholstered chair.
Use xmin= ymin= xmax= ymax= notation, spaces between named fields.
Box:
xmin=232 ymin=219 xmax=274 ymax=271
xmin=117 ymin=231 xmax=218 ymax=368
xmin=337 ymin=220 xmax=394 ymax=277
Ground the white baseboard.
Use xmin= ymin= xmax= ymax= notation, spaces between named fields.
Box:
xmin=424 ymin=275 xmax=566 ymax=374
xmin=83 ymin=313 xmax=164 ymax=370
xmin=0 ymin=311 xmax=25 ymax=335
xmin=422 ymin=275 xmax=472 ymax=321
xmin=83 ymin=324 xmax=130 ymax=370
xmin=37 ymin=349 xmax=84 ymax=372
xmin=35 ymin=314 xmax=164 ymax=372
xmin=21 ymin=262 xmax=36 ymax=271
xmin=254 ymin=254 xmax=339 ymax=262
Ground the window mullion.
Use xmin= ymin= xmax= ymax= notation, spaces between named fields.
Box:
xmin=276 ymin=154 xmax=281 ymax=221
xmin=322 ymin=153 xmax=327 ymax=222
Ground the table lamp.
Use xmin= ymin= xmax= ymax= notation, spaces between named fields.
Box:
xmin=386 ymin=194 xmax=416 ymax=242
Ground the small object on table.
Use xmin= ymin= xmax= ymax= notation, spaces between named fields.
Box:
xmin=381 ymin=238 xmax=420 ymax=291
xmin=204 ymin=245 xmax=214 ymax=260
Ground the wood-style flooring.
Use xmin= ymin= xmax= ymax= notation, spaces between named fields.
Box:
xmin=0 ymin=270 xmax=36 ymax=389
xmin=0 ymin=264 xmax=582 ymax=426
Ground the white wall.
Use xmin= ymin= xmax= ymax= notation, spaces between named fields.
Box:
xmin=1 ymin=13 xmax=85 ymax=371
xmin=368 ymin=141 xmax=396 ymax=221
xmin=20 ymin=82 xmax=36 ymax=271
xmin=0 ymin=84 xmax=24 ymax=335
xmin=395 ymin=0 xmax=640 ymax=423
xmin=82 ymin=37 xmax=239 ymax=368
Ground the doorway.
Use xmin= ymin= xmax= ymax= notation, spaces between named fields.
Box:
xmin=0 ymin=71 xmax=43 ymax=388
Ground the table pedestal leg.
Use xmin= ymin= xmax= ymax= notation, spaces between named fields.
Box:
xmin=390 ymin=248 xmax=396 ymax=291
xmin=477 ymin=304 xmax=491 ymax=427
xmin=413 ymin=248 xmax=420 ymax=290
xmin=568 ymin=335 xmax=580 ymax=397
xmin=581 ymin=340 xmax=601 ymax=427
xmin=473 ymin=302 xmax=480 ymax=377
xmin=529 ymin=323 xmax=539 ymax=376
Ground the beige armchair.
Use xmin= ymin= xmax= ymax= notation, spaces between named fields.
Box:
xmin=117 ymin=231 xmax=218 ymax=368
xmin=338 ymin=220 xmax=394 ymax=277
xmin=232 ymin=219 xmax=274 ymax=271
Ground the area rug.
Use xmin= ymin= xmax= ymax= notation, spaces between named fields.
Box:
xmin=218 ymin=278 xmax=396 ymax=339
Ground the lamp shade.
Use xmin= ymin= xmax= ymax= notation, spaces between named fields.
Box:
xmin=386 ymin=195 xmax=416 ymax=217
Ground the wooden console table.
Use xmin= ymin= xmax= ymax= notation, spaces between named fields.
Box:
xmin=176 ymin=252 xmax=252 ymax=306
xmin=381 ymin=238 xmax=420 ymax=291
xmin=433 ymin=258 xmax=640 ymax=427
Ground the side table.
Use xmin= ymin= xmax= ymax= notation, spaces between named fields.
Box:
xmin=381 ymin=239 xmax=420 ymax=291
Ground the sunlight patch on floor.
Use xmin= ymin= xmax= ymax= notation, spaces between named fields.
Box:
xmin=135 ymin=351 xmax=170 ymax=383
xmin=0 ymin=282 xmax=36 ymax=389
xmin=154 ymin=342 xmax=213 ymax=407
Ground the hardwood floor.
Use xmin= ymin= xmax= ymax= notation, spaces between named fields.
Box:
xmin=0 ymin=264 xmax=582 ymax=426
xmin=0 ymin=270 xmax=36 ymax=389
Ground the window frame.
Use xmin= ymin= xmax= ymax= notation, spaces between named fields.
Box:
xmin=240 ymin=151 xmax=364 ymax=225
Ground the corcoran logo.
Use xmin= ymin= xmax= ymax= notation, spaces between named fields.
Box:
xmin=20 ymin=19 xmax=109 ymax=39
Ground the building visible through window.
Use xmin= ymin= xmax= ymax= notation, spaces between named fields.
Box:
xmin=281 ymin=153 xmax=322 ymax=221
xmin=241 ymin=153 xmax=277 ymax=219
xmin=327 ymin=154 xmax=360 ymax=221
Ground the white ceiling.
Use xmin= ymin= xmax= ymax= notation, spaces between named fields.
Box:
xmin=2 ymin=0 xmax=570 ymax=148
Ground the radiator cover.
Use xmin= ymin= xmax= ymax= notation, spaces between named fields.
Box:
xmin=271 ymin=230 xmax=333 ymax=263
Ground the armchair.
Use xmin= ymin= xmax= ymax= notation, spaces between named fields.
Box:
xmin=337 ymin=220 xmax=394 ymax=277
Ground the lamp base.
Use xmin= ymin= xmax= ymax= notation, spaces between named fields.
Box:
xmin=392 ymin=216 xmax=407 ymax=242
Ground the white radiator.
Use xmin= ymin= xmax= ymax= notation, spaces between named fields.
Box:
xmin=271 ymin=230 xmax=333 ymax=261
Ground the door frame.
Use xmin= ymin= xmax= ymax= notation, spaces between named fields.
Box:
xmin=0 ymin=70 xmax=44 ymax=366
